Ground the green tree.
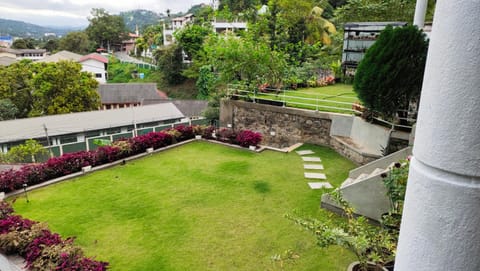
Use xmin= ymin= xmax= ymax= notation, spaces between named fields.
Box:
xmin=174 ymin=24 xmax=213 ymax=60
xmin=334 ymin=0 xmax=420 ymax=24
xmin=305 ymin=6 xmax=336 ymax=45
xmin=42 ymin=39 xmax=59 ymax=53
xmin=199 ymin=35 xmax=287 ymax=87
xmin=30 ymin=61 xmax=100 ymax=116
xmin=86 ymin=8 xmax=127 ymax=51
xmin=196 ymin=65 xmax=217 ymax=99
xmin=6 ymin=139 xmax=47 ymax=163
xmin=0 ymin=99 xmax=18 ymax=121
xmin=353 ymin=25 xmax=428 ymax=119
xmin=154 ymin=44 xmax=186 ymax=85
xmin=12 ymin=38 xmax=35 ymax=49
xmin=59 ymin=31 xmax=92 ymax=54
xmin=0 ymin=60 xmax=34 ymax=118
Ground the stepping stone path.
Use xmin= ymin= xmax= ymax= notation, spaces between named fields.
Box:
xmin=297 ymin=149 xmax=332 ymax=190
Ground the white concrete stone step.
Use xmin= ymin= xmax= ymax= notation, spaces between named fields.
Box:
xmin=355 ymin=173 xmax=370 ymax=182
xmin=308 ymin=182 xmax=333 ymax=189
xmin=305 ymin=172 xmax=327 ymax=179
xmin=296 ymin=150 xmax=315 ymax=155
xmin=302 ymin=157 xmax=321 ymax=162
xmin=341 ymin=177 xmax=356 ymax=188
xmin=304 ymin=164 xmax=324 ymax=170
xmin=369 ymin=167 xmax=386 ymax=178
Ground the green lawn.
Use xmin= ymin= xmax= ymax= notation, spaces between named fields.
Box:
xmin=254 ymin=84 xmax=359 ymax=114
xmin=12 ymin=142 xmax=356 ymax=270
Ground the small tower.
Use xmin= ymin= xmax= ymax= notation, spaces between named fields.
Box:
xmin=135 ymin=24 xmax=139 ymax=36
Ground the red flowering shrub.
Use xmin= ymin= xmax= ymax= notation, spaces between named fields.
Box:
xmin=235 ymin=130 xmax=263 ymax=147
xmin=0 ymin=215 xmax=35 ymax=234
xmin=202 ymin=126 xmax=215 ymax=139
xmin=129 ymin=132 xmax=172 ymax=154
xmin=0 ymin=202 xmax=108 ymax=270
xmin=56 ymin=253 xmax=108 ymax=271
xmin=24 ymin=230 xmax=63 ymax=264
xmin=217 ymin=128 xmax=238 ymax=144
xmin=95 ymin=146 xmax=123 ymax=165
xmin=174 ymin=125 xmax=195 ymax=141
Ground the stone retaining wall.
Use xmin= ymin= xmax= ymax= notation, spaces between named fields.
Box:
xmin=220 ymin=100 xmax=385 ymax=164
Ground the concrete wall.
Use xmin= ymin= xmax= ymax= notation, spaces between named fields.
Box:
xmin=220 ymin=100 xmax=390 ymax=164
xmin=351 ymin=117 xmax=390 ymax=155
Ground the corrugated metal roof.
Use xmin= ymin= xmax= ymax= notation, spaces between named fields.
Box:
xmin=149 ymin=100 xmax=208 ymax=117
xmin=37 ymin=50 xmax=83 ymax=63
xmin=98 ymin=83 xmax=168 ymax=103
xmin=0 ymin=103 xmax=184 ymax=143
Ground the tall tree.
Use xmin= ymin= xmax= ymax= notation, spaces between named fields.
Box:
xmin=11 ymin=38 xmax=35 ymax=49
xmin=154 ymin=44 xmax=186 ymax=85
xmin=334 ymin=0 xmax=418 ymax=24
xmin=59 ymin=31 xmax=92 ymax=54
xmin=0 ymin=60 xmax=34 ymax=118
xmin=174 ymin=24 xmax=213 ymax=60
xmin=42 ymin=39 xmax=59 ymax=53
xmin=305 ymin=6 xmax=336 ymax=45
xmin=353 ymin=25 xmax=428 ymax=119
xmin=30 ymin=61 xmax=100 ymax=116
xmin=86 ymin=8 xmax=127 ymax=51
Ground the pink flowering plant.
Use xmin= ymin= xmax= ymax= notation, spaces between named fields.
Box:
xmin=235 ymin=130 xmax=262 ymax=147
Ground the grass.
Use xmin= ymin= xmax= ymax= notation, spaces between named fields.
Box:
xmin=254 ymin=84 xmax=358 ymax=114
xmin=12 ymin=141 xmax=356 ymax=270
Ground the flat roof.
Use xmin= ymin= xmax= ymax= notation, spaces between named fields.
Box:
xmin=0 ymin=103 xmax=184 ymax=143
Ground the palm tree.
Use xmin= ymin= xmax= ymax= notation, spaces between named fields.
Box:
xmin=305 ymin=6 xmax=336 ymax=45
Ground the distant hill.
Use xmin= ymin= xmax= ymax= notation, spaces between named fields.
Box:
xmin=0 ymin=18 xmax=79 ymax=38
xmin=120 ymin=10 xmax=166 ymax=32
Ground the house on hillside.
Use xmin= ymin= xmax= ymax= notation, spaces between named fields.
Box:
xmin=163 ymin=13 xmax=195 ymax=46
xmin=122 ymin=25 xmax=141 ymax=55
xmin=341 ymin=22 xmax=406 ymax=76
xmin=39 ymin=50 xmax=108 ymax=83
xmin=0 ymin=36 xmax=13 ymax=48
xmin=0 ymin=103 xmax=184 ymax=155
xmin=97 ymin=83 xmax=168 ymax=110
xmin=78 ymin=53 xmax=109 ymax=83
xmin=0 ymin=48 xmax=46 ymax=62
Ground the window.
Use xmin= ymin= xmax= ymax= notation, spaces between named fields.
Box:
xmin=95 ymin=73 xmax=102 ymax=78
xmin=60 ymin=134 xmax=78 ymax=144
xmin=106 ymin=128 xmax=121 ymax=135
xmin=85 ymin=131 xmax=101 ymax=138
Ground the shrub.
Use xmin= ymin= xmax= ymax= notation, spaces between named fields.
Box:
xmin=217 ymin=128 xmax=237 ymax=144
xmin=202 ymin=126 xmax=215 ymax=139
xmin=174 ymin=125 xmax=195 ymax=141
xmin=0 ymin=202 xmax=108 ymax=271
xmin=235 ymin=130 xmax=262 ymax=147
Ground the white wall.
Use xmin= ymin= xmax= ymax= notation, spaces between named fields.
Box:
xmin=80 ymin=59 xmax=107 ymax=83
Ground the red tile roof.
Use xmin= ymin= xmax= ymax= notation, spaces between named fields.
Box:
xmin=79 ymin=53 xmax=108 ymax=64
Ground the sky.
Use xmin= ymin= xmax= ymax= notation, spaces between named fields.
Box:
xmin=0 ymin=0 xmax=208 ymax=27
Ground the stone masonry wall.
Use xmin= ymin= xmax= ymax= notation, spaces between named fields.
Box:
xmin=221 ymin=100 xmax=332 ymax=148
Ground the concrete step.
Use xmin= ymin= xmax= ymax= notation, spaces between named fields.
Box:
xmin=296 ymin=150 xmax=315 ymax=155
xmin=341 ymin=177 xmax=356 ymax=188
xmin=369 ymin=167 xmax=386 ymax=178
xmin=304 ymin=164 xmax=324 ymax=170
xmin=355 ymin=173 xmax=370 ymax=182
xmin=305 ymin=172 xmax=327 ymax=179
xmin=302 ymin=157 xmax=321 ymax=162
xmin=308 ymin=182 xmax=333 ymax=189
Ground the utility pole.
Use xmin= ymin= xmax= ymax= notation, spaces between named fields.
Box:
xmin=43 ymin=124 xmax=54 ymax=158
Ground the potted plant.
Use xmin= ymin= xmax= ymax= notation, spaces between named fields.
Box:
xmin=287 ymin=191 xmax=396 ymax=271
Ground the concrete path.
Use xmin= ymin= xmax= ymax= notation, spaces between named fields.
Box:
xmin=296 ymin=150 xmax=315 ymax=155
xmin=304 ymin=172 xmax=327 ymax=179
xmin=304 ymin=164 xmax=324 ymax=170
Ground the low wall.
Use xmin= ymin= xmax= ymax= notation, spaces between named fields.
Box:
xmin=220 ymin=100 xmax=388 ymax=164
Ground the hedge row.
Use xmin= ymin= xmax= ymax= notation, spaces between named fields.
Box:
xmin=0 ymin=201 xmax=108 ymax=270
xmin=0 ymin=126 xmax=262 ymax=193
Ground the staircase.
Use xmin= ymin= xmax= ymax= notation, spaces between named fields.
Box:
xmin=321 ymin=147 xmax=412 ymax=221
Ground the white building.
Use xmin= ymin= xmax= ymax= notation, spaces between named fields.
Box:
xmin=78 ymin=53 xmax=109 ymax=83
xmin=163 ymin=14 xmax=195 ymax=46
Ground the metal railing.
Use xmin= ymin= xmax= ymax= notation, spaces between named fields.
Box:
xmin=226 ymin=84 xmax=416 ymax=131
xmin=227 ymin=84 xmax=360 ymax=114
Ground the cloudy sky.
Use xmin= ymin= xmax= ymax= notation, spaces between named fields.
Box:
xmin=0 ymin=0 xmax=208 ymax=27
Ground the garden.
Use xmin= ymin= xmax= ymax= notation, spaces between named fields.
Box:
xmin=6 ymin=142 xmax=357 ymax=270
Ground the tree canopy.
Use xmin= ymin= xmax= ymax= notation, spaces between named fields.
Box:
xmin=86 ymin=8 xmax=127 ymax=50
xmin=353 ymin=25 xmax=428 ymax=119
xmin=0 ymin=60 xmax=100 ymax=118
xmin=59 ymin=31 xmax=93 ymax=54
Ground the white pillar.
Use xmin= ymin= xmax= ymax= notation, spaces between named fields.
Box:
xmin=395 ymin=1 xmax=480 ymax=270
xmin=413 ymin=0 xmax=428 ymax=27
